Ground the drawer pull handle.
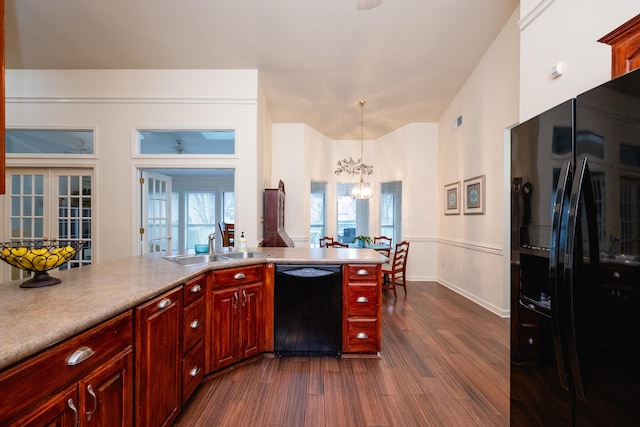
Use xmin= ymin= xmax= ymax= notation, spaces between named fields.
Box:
xmin=528 ymin=338 xmax=534 ymax=345
xmin=356 ymin=332 xmax=369 ymax=340
xmin=190 ymin=319 xmax=201 ymax=329
xmin=234 ymin=273 xmax=246 ymax=280
xmin=86 ymin=384 xmax=97 ymax=421
xmin=190 ymin=284 xmax=202 ymax=293
xmin=68 ymin=398 xmax=79 ymax=427
xmin=356 ymin=269 xmax=369 ymax=276
xmin=67 ymin=346 xmax=95 ymax=366
xmin=158 ymin=298 xmax=172 ymax=309
xmin=189 ymin=366 xmax=201 ymax=377
xmin=356 ymin=296 xmax=369 ymax=303
xmin=613 ymin=272 xmax=621 ymax=278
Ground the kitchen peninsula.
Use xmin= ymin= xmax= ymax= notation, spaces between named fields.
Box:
xmin=0 ymin=247 xmax=385 ymax=425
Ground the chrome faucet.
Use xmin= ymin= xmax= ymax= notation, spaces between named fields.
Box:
xmin=208 ymin=233 xmax=216 ymax=254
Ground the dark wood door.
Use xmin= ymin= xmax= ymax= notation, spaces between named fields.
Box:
xmin=211 ymin=287 xmax=239 ymax=370
xmin=80 ymin=348 xmax=133 ymax=427
xmin=239 ymin=282 xmax=263 ymax=359
xmin=135 ymin=287 xmax=182 ymax=427
xmin=13 ymin=385 xmax=78 ymax=427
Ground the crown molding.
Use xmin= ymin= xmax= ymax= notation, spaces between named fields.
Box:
xmin=518 ymin=0 xmax=556 ymax=31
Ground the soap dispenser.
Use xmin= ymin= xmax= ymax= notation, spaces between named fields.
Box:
xmin=238 ymin=232 xmax=247 ymax=251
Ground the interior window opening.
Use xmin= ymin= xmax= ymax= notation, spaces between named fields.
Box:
xmin=140 ymin=168 xmax=234 ymax=254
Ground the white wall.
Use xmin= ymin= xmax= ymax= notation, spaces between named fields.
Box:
xmin=437 ymin=7 xmax=520 ymax=316
xmin=375 ymin=123 xmax=439 ymax=280
xmin=3 ymin=69 xmax=265 ymax=261
xmin=271 ymin=120 xmax=439 ymax=278
xmin=519 ymin=0 xmax=640 ymax=121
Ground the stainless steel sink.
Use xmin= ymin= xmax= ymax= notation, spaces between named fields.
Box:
xmin=164 ymin=254 xmax=229 ymax=266
xmin=164 ymin=250 xmax=268 ymax=266
xmin=221 ymin=251 xmax=268 ymax=259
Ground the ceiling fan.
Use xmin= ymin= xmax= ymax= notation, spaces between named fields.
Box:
xmin=357 ymin=0 xmax=383 ymax=10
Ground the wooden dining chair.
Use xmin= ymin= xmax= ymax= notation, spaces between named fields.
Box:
xmin=319 ymin=236 xmax=334 ymax=248
xmin=219 ymin=222 xmax=234 ymax=248
xmin=225 ymin=223 xmax=235 ymax=246
xmin=373 ymin=235 xmax=392 ymax=257
xmin=381 ymin=241 xmax=410 ymax=298
xmin=327 ymin=241 xmax=349 ymax=248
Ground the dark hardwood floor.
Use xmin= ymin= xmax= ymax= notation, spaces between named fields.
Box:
xmin=175 ymin=281 xmax=510 ymax=426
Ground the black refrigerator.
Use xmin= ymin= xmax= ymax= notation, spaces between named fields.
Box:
xmin=510 ymin=69 xmax=640 ymax=426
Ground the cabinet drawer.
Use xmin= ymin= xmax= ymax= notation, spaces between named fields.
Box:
xmin=0 ymin=311 xmax=133 ymax=421
xmin=346 ymin=284 xmax=378 ymax=317
xmin=182 ymin=342 xmax=205 ymax=403
xmin=346 ymin=264 xmax=379 ymax=282
xmin=183 ymin=274 xmax=206 ymax=306
xmin=213 ymin=265 xmax=263 ymax=289
xmin=183 ymin=298 xmax=206 ymax=353
xmin=344 ymin=319 xmax=379 ymax=353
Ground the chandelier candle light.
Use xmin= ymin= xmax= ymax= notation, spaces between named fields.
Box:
xmin=335 ymin=100 xmax=374 ymax=199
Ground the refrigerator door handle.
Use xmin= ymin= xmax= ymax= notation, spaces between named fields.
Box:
xmin=564 ymin=157 xmax=600 ymax=400
xmin=549 ymin=160 xmax=572 ymax=393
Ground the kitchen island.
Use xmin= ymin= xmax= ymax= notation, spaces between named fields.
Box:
xmin=0 ymin=246 xmax=385 ymax=425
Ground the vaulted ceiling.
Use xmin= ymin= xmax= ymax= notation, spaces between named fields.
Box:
xmin=5 ymin=0 xmax=519 ymax=140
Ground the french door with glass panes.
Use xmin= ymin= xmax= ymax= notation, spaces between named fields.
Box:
xmin=140 ymin=171 xmax=172 ymax=254
xmin=2 ymin=168 xmax=93 ymax=282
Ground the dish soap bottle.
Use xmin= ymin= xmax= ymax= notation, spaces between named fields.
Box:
xmin=238 ymin=232 xmax=247 ymax=251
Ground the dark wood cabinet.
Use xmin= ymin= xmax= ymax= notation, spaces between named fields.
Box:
xmin=135 ymin=287 xmax=182 ymax=427
xmin=342 ymin=264 xmax=381 ymax=354
xmin=599 ymin=13 xmax=640 ymax=78
xmin=210 ymin=265 xmax=264 ymax=371
xmin=0 ymin=312 xmax=133 ymax=426
xmin=263 ymin=180 xmax=294 ymax=247
xmin=181 ymin=274 xmax=206 ymax=403
xmin=79 ymin=348 xmax=133 ymax=426
xmin=11 ymin=385 xmax=78 ymax=426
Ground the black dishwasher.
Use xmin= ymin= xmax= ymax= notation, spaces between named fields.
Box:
xmin=274 ymin=264 xmax=342 ymax=357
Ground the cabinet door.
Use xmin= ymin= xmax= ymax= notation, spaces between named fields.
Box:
xmin=135 ymin=287 xmax=182 ymax=427
xmin=11 ymin=385 xmax=79 ymax=427
xmin=80 ymin=348 xmax=133 ymax=427
xmin=211 ymin=287 xmax=239 ymax=370
xmin=240 ymin=282 xmax=263 ymax=359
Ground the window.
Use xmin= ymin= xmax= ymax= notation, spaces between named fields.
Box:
xmin=6 ymin=129 xmax=94 ymax=155
xmin=310 ymin=182 xmax=327 ymax=247
xmin=222 ymin=192 xmax=235 ymax=224
xmin=138 ymin=130 xmax=235 ymax=155
xmin=381 ymin=181 xmax=402 ymax=243
xmin=336 ymin=183 xmax=369 ymax=243
xmin=4 ymin=169 xmax=93 ymax=281
xmin=185 ymin=192 xmax=216 ymax=250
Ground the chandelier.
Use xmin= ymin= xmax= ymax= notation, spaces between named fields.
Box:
xmin=335 ymin=100 xmax=373 ymax=199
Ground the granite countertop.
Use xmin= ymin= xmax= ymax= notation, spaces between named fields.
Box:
xmin=0 ymin=247 xmax=386 ymax=371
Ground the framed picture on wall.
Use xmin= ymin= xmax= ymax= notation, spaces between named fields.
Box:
xmin=463 ymin=175 xmax=485 ymax=215
xmin=444 ymin=181 xmax=460 ymax=215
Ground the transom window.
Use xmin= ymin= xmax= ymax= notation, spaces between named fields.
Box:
xmin=138 ymin=130 xmax=235 ymax=155
xmin=6 ymin=130 xmax=94 ymax=155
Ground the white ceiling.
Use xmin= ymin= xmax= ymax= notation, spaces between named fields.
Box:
xmin=5 ymin=0 xmax=519 ymax=140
